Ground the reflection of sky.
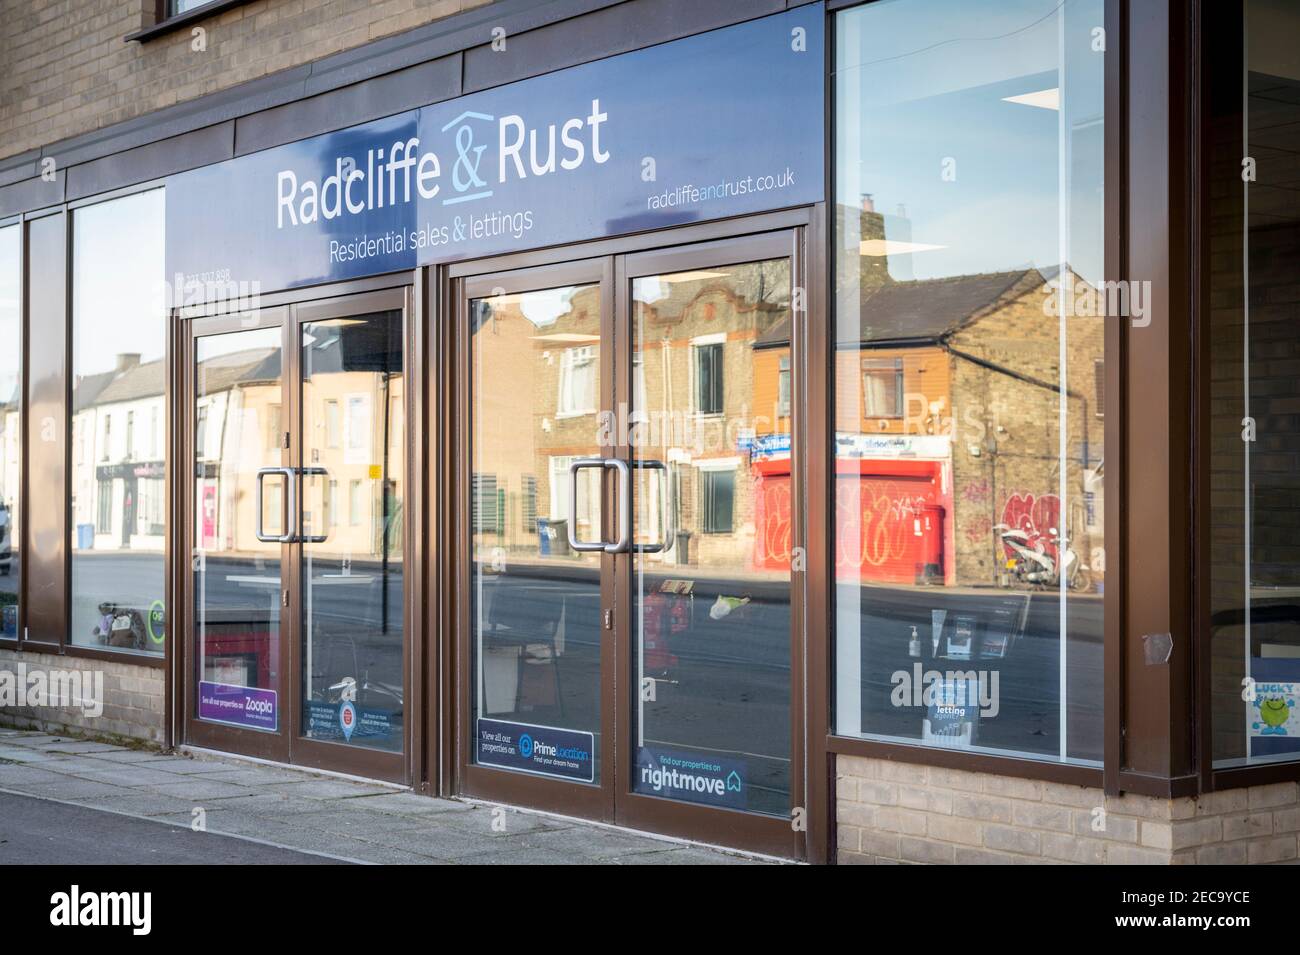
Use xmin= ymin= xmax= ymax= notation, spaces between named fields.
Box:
xmin=0 ymin=225 xmax=18 ymax=402
xmin=72 ymin=189 xmax=166 ymax=380
xmin=836 ymin=0 xmax=1104 ymax=284
xmin=513 ymin=286 xmax=582 ymax=328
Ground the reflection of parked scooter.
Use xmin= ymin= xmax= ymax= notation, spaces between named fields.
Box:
xmin=995 ymin=525 xmax=1092 ymax=592
xmin=91 ymin=602 xmax=146 ymax=650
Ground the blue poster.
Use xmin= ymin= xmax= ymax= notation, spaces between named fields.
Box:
xmin=476 ymin=718 xmax=595 ymax=783
xmin=634 ymin=746 xmax=748 ymax=810
xmin=166 ymin=6 xmax=824 ymax=295
xmin=305 ymin=699 xmax=398 ymax=744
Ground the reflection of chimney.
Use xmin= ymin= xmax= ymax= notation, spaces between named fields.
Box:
xmin=860 ymin=193 xmax=876 ymax=213
xmin=116 ymin=353 xmax=141 ymax=373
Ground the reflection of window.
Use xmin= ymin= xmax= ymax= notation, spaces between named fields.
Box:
xmin=195 ymin=405 xmax=208 ymax=458
xmin=325 ymin=399 xmax=340 ymax=448
xmin=861 ymin=358 xmax=903 ymax=418
xmin=126 ymin=411 xmax=135 ymax=460
xmin=151 ymin=406 xmax=160 ymax=458
xmin=700 ymin=468 xmax=735 ymax=534
xmin=472 ymin=473 xmax=499 ymax=534
xmin=778 ymin=355 xmax=792 ymax=417
xmin=349 ymin=479 xmax=364 ymax=527
xmin=1094 ymin=359 xmax=1105 ymax=417
xmin=558 ymin=346 xmax=597 ymax=416
xmin=95 ymin=479 xmax=112 ymax=534
xmin=100 ymin=414 xmax=111 ymax=461
xmin=327 ymin=480 xmax=338 ymax=528
xmin=267 ymin=403 xmax=282 ymax=450
xmin=346 ymin=397 xmax=366 ymax=451
xmin=522 ymin=475 xmax=538 ymax=533
xmin=694 ymin=341 xmax=724 ymax=415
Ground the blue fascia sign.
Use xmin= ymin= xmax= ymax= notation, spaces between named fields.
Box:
xmin=166 ymin=5 xmax=824 ymax=296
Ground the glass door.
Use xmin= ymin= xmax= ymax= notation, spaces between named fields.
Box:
xmin=615 ymin=234 xmax=802 ymax=856
xmin=185 ymin=288 xmax=411 ymax=781
xmin=460 ymin=259 xmax=614 ymax=818
xmin=457 ymin=233 xmax=804 ymax=856
xmin=186 ymin=309 xmax=291 ymax=762
xmin=291 ymin=290 xmax=408 ymax=778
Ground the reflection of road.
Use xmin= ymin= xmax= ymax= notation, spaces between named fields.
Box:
xmin=481 ymin=565 xmax=1105 ymax=803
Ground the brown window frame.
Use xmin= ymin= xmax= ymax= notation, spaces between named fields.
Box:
xmin=125 ymin=0 xmax=254 ymax=44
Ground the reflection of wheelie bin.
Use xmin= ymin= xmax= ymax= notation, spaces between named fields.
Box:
xmin=537 ymin=518 xmax=570 ymax=557
xmin=76 ymin=523 xmax=94 ymax=550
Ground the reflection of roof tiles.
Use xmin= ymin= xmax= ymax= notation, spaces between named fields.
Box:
xmin=94 ymin=358 xmax=165 ymax=405
xmin=755 ymin=268 xmax=1046 ymax=349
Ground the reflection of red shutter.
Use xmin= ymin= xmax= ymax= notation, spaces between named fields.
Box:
xmin=833 ymin=459 xmax=946 ymax=584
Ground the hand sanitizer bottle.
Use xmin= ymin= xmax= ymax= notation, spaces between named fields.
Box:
xmin=908 ymin=625 xmax=921 ymax=658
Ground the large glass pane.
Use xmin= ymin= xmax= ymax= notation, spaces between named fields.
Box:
xmin=471 ymin=284 xmax=603 ymax=783
xmin=1209 ymin=0 xmax=1300 ymax=768
xmin=0 ymin=225 xmax=18 ymax=637
xmin=300 ymin=312 xmax=405 ymax=751
xmin=194 ymin=326 xmax=284 ymax=732
xmin=70 ymin=189 xmax=166 ymax=655
xmin=631 ymin=259 xmax=793 ymax=816
xmin=833 ymin=0 xmax=1105 ymax=763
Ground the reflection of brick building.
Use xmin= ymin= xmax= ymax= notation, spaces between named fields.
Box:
xmin=472 ymin=264 xmax=792 ymax=576
xmin=756 ymin=204 xmax=1107 ymax=590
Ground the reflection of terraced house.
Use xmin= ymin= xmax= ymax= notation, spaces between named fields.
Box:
xmin=71 ymin=353 xmax=166 ymax=553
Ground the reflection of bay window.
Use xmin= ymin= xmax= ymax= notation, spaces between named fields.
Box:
xmin=861 ymin=357 xmax=903 ymax=418
xmin=471 ymin=472 xmax=498 ymax=534
xmin=557 ymin=345 xmax=597 ymax=416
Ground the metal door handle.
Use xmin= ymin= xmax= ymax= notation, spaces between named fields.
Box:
xmin=632 ymin=459 xmax=674 ymax=554
xmin=567 ymin=458 xmax=631 ymax=553
xmin=255 ymin=467 xmax=295 ymax=543
xmin=299 ymin=466 xmax=330 ymax=543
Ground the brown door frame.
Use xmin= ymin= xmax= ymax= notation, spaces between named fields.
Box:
xmin=446 ymin=210 xmax=811 ymax=858
xmin=176 ymin=278 xmax=419 ymax=784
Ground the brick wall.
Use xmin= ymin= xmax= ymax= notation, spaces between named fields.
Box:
xmin=837 ymin=754 xmax=1300 ymax=864
xmin=0 ymin=646 xmax=163 ymax=742
xmin=0 ymin=0 xmax=493 ymax=163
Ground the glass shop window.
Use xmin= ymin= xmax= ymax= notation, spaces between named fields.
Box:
xmin=0 ymin=224 xmax=19 ymax=632
xmin=833 ymin=0 xmax=1105 ymax=764
xmin=1207 ymin=0 xmax=1300 ymax=769
xmin=70 ymin=188 xmax=166 ymax=655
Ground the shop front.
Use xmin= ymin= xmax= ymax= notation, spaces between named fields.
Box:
xmin=163 ymin=5 xmax=824 ymax=855
xmin=4 ymin=0 xmax=1300 ymax=866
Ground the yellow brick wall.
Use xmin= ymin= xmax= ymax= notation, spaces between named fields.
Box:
xmin=0 ymin=0 xmax=493 ymax=163
xmin=837 ymin=754 xmax=1300 ymax=864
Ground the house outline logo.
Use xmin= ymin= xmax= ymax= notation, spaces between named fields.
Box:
xmin=725 ymin=770 xmax=743 ymax=793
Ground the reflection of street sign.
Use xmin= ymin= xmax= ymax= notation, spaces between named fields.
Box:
xmin=748 ymin=432 xmax=792 ymax=460
xmin=147 ymin=600 xmax=165 ymax=645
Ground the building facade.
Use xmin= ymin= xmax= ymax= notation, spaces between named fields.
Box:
xmin=0 ymin=0 xmax=1296 ymax=864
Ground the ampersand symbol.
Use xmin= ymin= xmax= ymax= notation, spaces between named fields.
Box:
xmin=452 ymin=124 xmax=487 ymax=191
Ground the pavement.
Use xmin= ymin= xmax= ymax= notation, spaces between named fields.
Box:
xmin=0 ymin=730 xmax=766 ymax=865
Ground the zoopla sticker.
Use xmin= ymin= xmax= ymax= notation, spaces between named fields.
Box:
xmin=198 ymin=682 xmax=278 ymax=732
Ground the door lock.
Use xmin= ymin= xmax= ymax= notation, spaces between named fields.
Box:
xmin=603 ymin=609 xmax=613 ymax=631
